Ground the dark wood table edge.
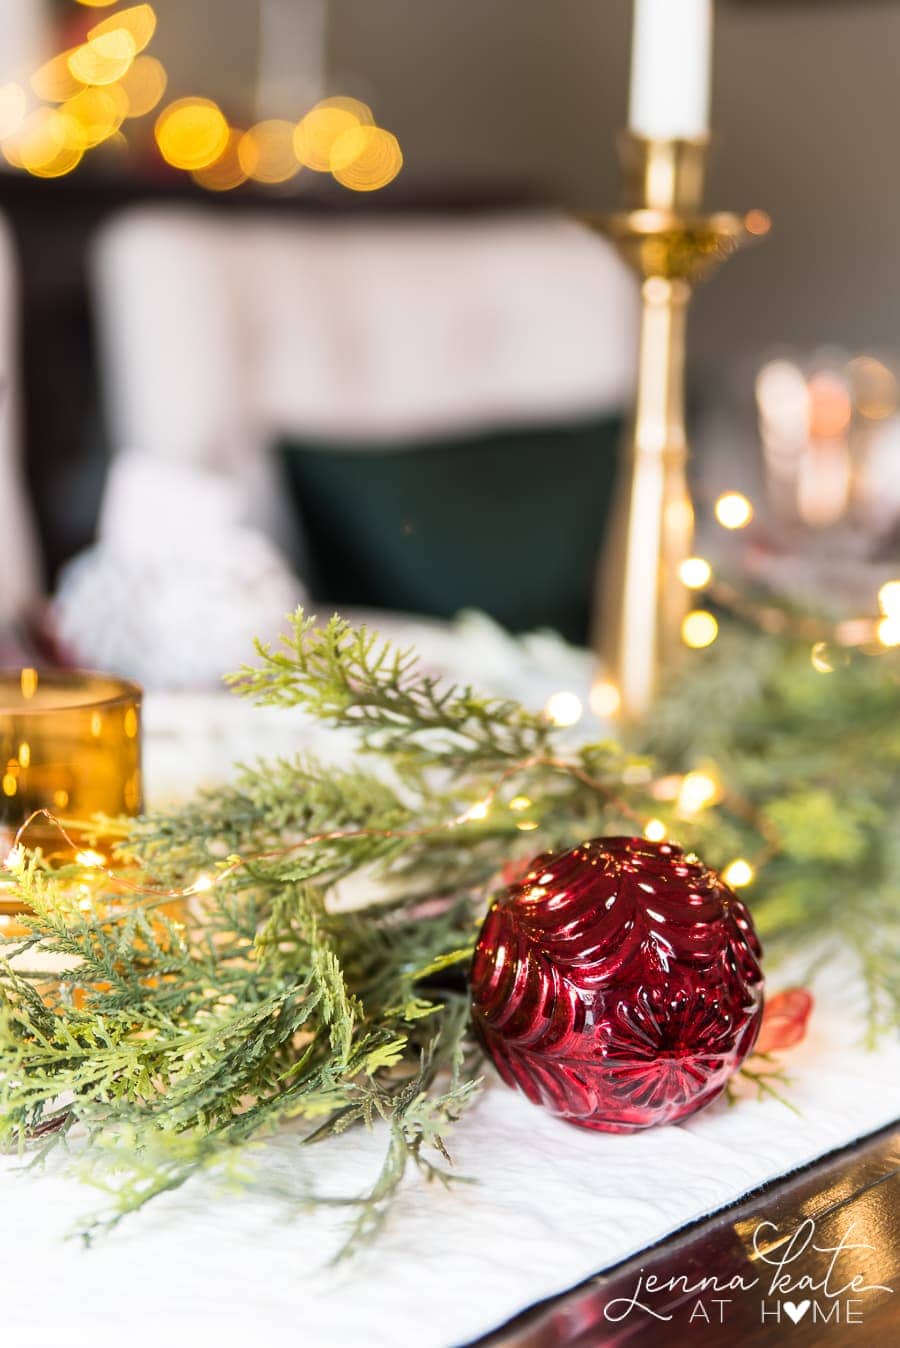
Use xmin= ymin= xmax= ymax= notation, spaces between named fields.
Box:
xmin=469 ymin=1120 xmax=900 ymax=1347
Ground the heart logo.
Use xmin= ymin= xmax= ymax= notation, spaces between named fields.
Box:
xmin=783 ymin=1300 xmax=811 ymax=1324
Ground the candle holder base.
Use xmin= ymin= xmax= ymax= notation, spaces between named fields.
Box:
xmin=586 ymin=208 xmax=759 ymax=285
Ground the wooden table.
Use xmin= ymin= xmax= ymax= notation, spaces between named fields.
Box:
xmin=483 ymin=1127 xmax=900 ymax=1346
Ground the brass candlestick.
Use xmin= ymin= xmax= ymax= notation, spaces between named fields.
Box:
xmin=587 ymin=133 xmax=768 ymax=722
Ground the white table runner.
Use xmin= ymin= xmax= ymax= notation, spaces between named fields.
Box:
xmin=2 ymin=971 xmax=898 ymax=1347
xmin=2 ymin=684 xmax=898 ymax=1347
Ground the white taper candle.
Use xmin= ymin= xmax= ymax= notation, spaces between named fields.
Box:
xmin=628 ymin=0 xmax=713 ymax=140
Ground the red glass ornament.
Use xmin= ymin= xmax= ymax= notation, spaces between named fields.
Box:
xmin=470 ymin=836 xmax=764 ymax=1132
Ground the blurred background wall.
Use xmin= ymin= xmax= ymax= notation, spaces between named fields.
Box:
xmin=323 ymin=0 xmax=900 ymax=373
xmin=148 ymin=0 xmax=900 ymax=367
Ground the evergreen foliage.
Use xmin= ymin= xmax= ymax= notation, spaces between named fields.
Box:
xmin=1 ymin=611 xmax=896 ymax=1247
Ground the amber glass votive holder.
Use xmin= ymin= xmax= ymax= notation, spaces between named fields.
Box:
xmin=0 ymin=668 xmax=142 ymax=917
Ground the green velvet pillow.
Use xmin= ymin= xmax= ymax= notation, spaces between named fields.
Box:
xmin=279 ymin=415 xmax=622 ymax=644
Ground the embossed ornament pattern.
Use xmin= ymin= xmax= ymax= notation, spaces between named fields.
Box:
xmin=470 ymin=837 xmax=765 ymax=1131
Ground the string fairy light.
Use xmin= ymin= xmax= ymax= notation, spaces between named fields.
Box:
xmin=714 ymin=491 xmax=754 ymax=530
xmin=543 ymin=691 xmax=584 ymax=728
xmin=75 ymin=849 xmax=106 ymax=869
xmin=877 ymin=580 xmax=900 ymax=646
xmin=589 ymin=679 xmax=621 ymax=719
xmin=4 ymin=751 xmax=648 ymax=927
xmin=677 ymin=770 xmax=719 ymax=816
xmin=461 ymin=799 xmax=491 ymax=822
xmin=878 ymin=580 xmax=900 ymax=617
xmin=810 ymin=641 xmax=834 ymax=674
xmin=681 ymin=609 xmax=719 ymax=649
xmin=877 ymin=617 xmax=900 ymax=649
xmin=4 ymin=464 xmax=897 ymax=937
xmin=678 ymin=556 xmax=713 ymax=590
xmin=722 ymin=858 xmax=755 ymax=889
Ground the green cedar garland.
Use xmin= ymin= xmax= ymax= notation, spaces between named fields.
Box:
xmin=0 ymin=610 xmax=897 ymax=1248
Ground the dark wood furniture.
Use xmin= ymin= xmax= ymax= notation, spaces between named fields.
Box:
xmin=479 ymin=1127 xmax=900 ymax=1346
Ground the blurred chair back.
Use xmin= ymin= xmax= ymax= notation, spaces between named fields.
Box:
xmin=0 ymin=215 xmax=41 ymax=626
xmin=92 ymin=206 xmax=637 ymax=637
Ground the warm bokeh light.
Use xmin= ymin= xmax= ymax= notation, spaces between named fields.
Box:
xmin=69 ymin=30 xmax=138 ymax=87
xmin=155 ymin=97 xmax=229 ymax=170
xmin=589 ymin=679 xmax=621 ymax=718
xmin=644 ymin=818 xmax=667 ymax=842
xmin=330 ymin=125 xmax=403 ymax=191
xmin=516 ymin=819 xmax=539 ymax=831
xmin=88 ymin=4 xmax=157 ymax=52
xmin=320 ymin=95 xmax=375 ymax=123
xmin=810 ymin=641 xmax=834 ymax=674
xmin=75 ymin=0 xmax=120 ymax=6
xmin=237 ymin=119 xmax=299 ymax=184
xmin=23 ymin=142 xmax=84 ymax=179
xmin=681 ymin=609 xmax=719 ymax=649
xmin=877 ymin=616 xmax=900 ymax=649
xmin=877 ymin=580 xmax=900 ymax=618
xmin=835 ymin=617 xmax=875 ymax=648
xmin=31 ymin=50 xmax=83 ymax=103
xmin=755 ymin=358 xmax=810 ymax=460
xmin=293 ymin=100 xmax=369 ymax=172
xmin=62 ymin=85 xmax=128 ymax=148
xmin=723 ymin=859 xmax=755 ymax=889
xmin=677 ymin=771 xmax=719 ymax=816
xmin=714 ymin=492 xmax=753 ymax=530
xmin=678 ymin=556 xmax=712 ymax=590
xmin=796 ymin=441 xmax=851 ymax=528
xmin=851 ymin=356 xmax=898 ymax=421
xmin=6 ymin=108 xmax=84 ymax=178
xmin=744 ymin=209 xmax=771 ymax=237
xmin=508 ymin=796 xmax=531 ymax=813
xmin=650 ymin=774 xmax=681 ymax=802
xmin=0 ymin=84 xmax=26 ymax=140
xmin=119 ymin=54 xmax=167 ymax=118
xmin=544 ymin=691 xmax=583 ymax=728
xmin=191 ymin=129 xmax=247 ymax=191
xmin=807 ymin=370 xmax=852 ymax=439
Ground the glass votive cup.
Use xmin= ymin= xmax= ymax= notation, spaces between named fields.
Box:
xmin=0 ymin=668 xmax=143 ymax=917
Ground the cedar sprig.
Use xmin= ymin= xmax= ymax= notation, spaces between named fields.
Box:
xmin=0 ymin=606 xmax=896 ymax=1251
